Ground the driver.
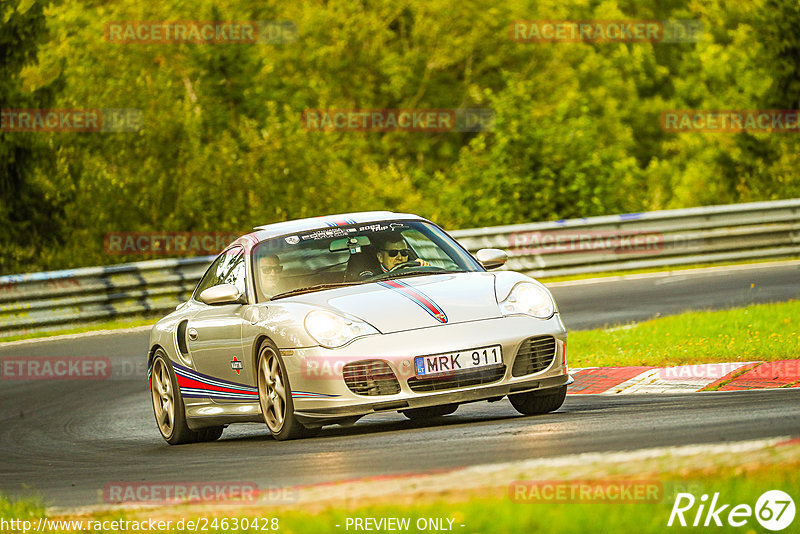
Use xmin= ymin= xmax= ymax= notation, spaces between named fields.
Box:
xmin=375 ymin=236 xmax=430 ymax=272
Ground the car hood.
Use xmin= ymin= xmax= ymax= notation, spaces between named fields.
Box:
xmin=285 ymin=272 xmax=502 ymax=334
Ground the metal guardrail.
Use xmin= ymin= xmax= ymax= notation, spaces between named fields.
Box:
xmin=451 ymin=198 xmax=800 ymax=277
xmin=1 ymin=199 xmax=799 ymax=338
xmin=0 ymin=258 xmax=212 ymax=338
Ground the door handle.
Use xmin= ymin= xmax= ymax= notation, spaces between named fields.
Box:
xmin=187 ymin=328 xmax=198 ymax=341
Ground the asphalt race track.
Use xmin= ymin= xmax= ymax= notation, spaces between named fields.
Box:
xmin=1 ymin=262 xmax=798 ymax=507
xmin=549 ymin=261 xmax=800 ymax=330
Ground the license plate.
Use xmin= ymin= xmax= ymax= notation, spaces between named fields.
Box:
xmin=415 ymin=345 xmax=503 ymax=378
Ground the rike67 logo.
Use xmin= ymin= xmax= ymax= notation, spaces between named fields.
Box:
xmin=668 ymin=490 xmax=795 ymax=531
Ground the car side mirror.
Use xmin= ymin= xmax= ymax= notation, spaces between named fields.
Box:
xmin=476 ymin=248 xmax=507 ymax=270
xmin=198 ymin=284 xmax=246 ymax=305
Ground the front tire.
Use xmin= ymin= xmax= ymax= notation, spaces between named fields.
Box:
xmin=509 ymin=385 xmax=567 ymax=416
xmin=150 ymin=349 xmax=200 ymax=445
xmin=256 ymin=340 xmax=319 ymax=440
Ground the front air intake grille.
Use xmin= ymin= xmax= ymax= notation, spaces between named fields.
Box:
xmin=343 ymin=360 xmax=401 ymax=396
xmin=511 ymin=335 xmax=557 ymax=377
xmin=407 ymin=365 xmax=506 ymax=393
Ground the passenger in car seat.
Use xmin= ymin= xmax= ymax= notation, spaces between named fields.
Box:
xmin=259 ymin=254 xmax=286 ymax=296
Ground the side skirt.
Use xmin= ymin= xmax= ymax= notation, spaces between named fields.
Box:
xmin=186 ymin=401 xmax=263 ymax=430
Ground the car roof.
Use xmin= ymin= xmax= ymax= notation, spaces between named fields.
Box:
xmin=249 ymin=211 xmax=428 ymax=242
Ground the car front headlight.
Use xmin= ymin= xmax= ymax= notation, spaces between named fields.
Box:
xmin=499 ymin=282 xmax=556 ymax=319
xmin=304 ymin=310 xmax=378 ymax=348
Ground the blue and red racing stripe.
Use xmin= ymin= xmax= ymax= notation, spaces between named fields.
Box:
xmin=378 ymin=279 xmax=448 ymax=323
xmin=164 ymin=362 xmax=339 ymax=402
xmin=172 ymin=362 xmax=259 ymax=401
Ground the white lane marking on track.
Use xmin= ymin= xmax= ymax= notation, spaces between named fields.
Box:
xmin=52 ymin=436 xmax=793 ymax=515
xmin=0 ymin=325 xmax=154 ymax=347
xmin=620 ymin=361 xmax=759 ymax=394
xmin=459 ymin=436 xmax=789 ymax=476
xmin=545 ymin=259 xmax=800 ymax=287
xmin=654 ymin=276 xmax=689 ymax=285
xmin=570 ymin=362 xmax=763 ymax=395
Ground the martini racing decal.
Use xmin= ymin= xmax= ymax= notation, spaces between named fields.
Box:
xmin=378 ymin=279 xmax=448 ymax=324
xmin=230 ymin=356 xmax=243 ymax=375
xmin=172 ymin=362 xmax=258 ymax=401
xmin=325 ymin=218 xmax=356 ymax=227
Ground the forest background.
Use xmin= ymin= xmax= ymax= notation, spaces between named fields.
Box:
xmin=2 ymin=0 xmax=799 ymax=273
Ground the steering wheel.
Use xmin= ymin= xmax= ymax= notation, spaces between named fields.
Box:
xmin=389 ymin=260 xmax=423 ymax=271
xmin=364 ymin=263 xmax=443 ymax=281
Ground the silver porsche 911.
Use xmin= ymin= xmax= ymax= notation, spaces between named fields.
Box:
xmin=148 ymin=212 xmax=571 ymax=443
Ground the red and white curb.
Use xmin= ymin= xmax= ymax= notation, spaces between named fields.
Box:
xmin=568 ymin=360 xmax=800 ymax=394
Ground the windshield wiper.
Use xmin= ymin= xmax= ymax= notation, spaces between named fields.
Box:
xmin=269 ymin=282 xmax=363 ymax=300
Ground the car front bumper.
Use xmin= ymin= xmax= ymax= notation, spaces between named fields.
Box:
xmin=282 ymin=314 xmax=569 ymax=423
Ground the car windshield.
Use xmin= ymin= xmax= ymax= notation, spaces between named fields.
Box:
xmin=251 ymin=220 xmax=482 ymax=301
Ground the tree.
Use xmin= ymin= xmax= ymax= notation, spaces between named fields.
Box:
xmin=0 ymin=0 xmax=64 ymax=273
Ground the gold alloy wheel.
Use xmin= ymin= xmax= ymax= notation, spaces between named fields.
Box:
xmin=258 ymin=346 xmax=287 ymax=433
xmin=151 ymin=357 xmax=175 ymax=437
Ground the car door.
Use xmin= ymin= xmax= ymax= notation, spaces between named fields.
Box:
xmin=186 ymin=246 xmax=255 ymax=404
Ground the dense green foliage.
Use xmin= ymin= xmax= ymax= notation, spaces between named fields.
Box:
xmin=2 ymin=0 xmax=799 ymax=273
xmin=1 ymin=0 xmax=64 ymax=271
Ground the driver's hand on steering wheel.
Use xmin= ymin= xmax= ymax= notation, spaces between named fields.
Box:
xmin=389 ymin=258 xmax=430 ymax=271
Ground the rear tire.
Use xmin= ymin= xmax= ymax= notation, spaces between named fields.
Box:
xmin=256 ymin=340 xmax=320 ymax=440
xmin=150 ymin=349 xmax=198 ymax=445
xmin=401 ymin=403 xmax=458 ymax=421
xmin=509 ymin=385 xmax=567 ymax=416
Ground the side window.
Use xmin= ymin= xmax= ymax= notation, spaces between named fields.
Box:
xmin=193 ymin=247 xmax=244 ymax=300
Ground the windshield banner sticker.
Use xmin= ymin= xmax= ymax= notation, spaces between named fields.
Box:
xmin=300 ymin=228 xmax=356 ymax=241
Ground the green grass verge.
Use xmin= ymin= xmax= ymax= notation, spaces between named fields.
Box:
xmin=262 ymin=465 xmax=800 ymax=533
xmin=2 ymin=461 xmax=798 ymax=533
xmin=569 ymin=299 xmax=799 ymax=368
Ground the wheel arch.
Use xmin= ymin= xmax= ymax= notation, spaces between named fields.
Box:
xmin=251 ymin=334 xmax=277 ymax=375
xmin=148 ymin=344 xmax=167 ymax=370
